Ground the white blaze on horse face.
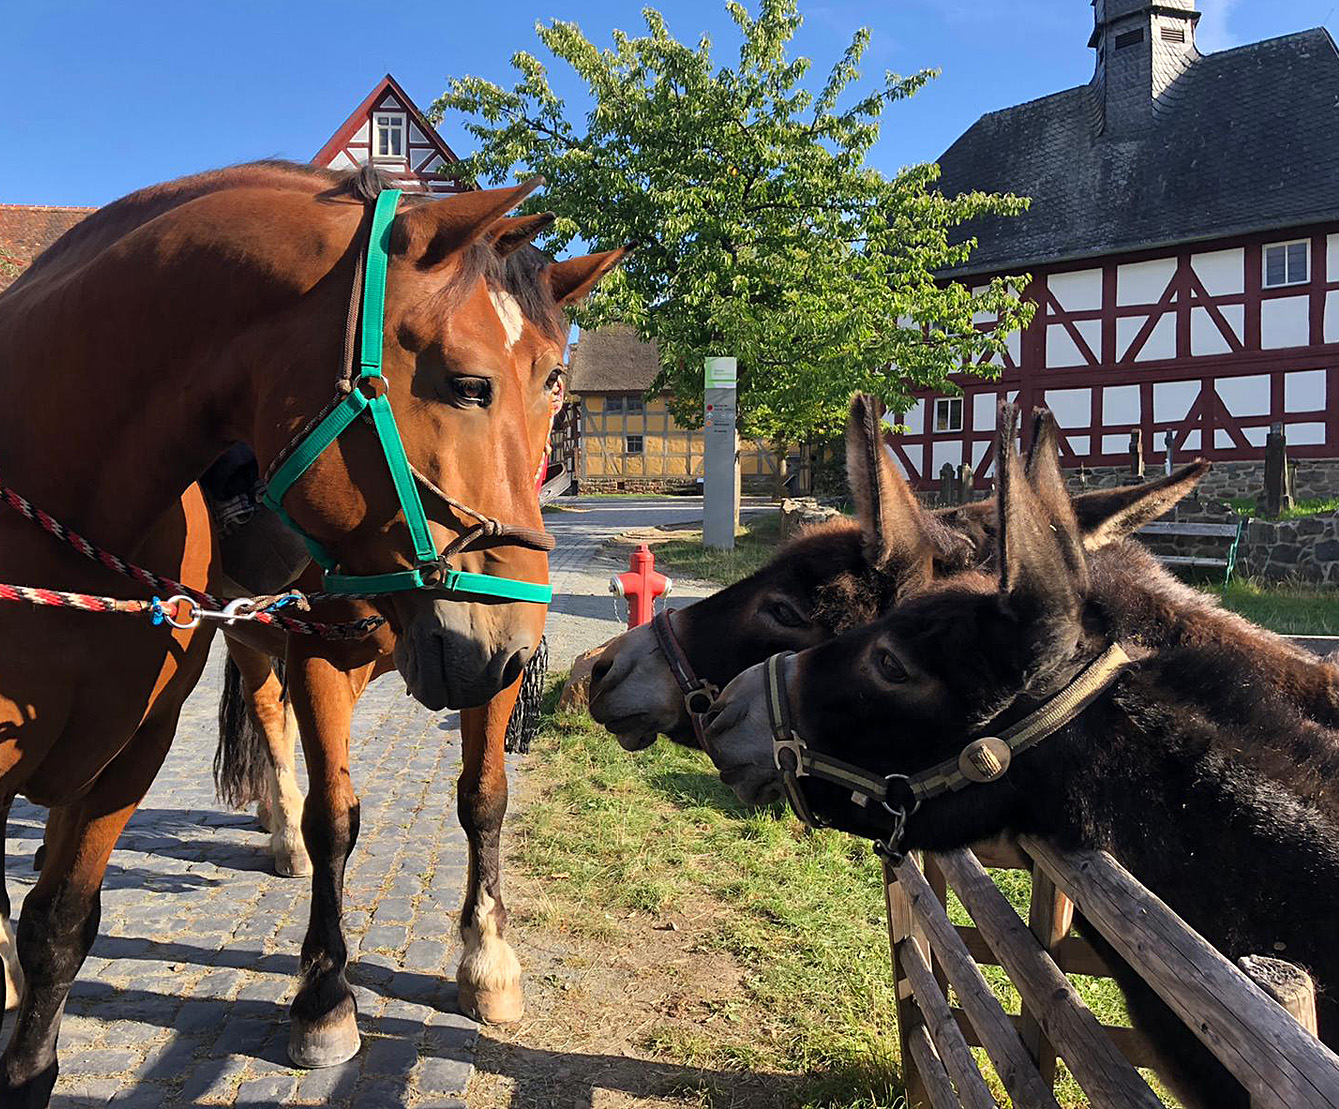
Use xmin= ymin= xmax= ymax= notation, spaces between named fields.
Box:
xmin=489 ymin=289 xmax=525 ymax=350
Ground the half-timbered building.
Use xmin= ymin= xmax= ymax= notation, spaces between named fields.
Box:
xmin=313 ymin=74 xmax=468 ymax=193
xmin=892 ymin=0 xmax=1339 ymax=497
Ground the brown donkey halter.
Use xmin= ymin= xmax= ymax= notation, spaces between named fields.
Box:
xmin=650 ymin=609 xmax=720 ymax=750
xmin=762 ymin=643 xmax=1132 ymax=861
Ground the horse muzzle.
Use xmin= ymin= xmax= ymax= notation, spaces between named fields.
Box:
xmin=394 ymin=598 xmax=535 ymax=710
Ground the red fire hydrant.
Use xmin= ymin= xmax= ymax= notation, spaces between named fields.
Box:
xmin=610 ymin=544 xmax=673 ymax=628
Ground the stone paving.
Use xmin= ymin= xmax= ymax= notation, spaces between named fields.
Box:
xmin=6 ymin=496 xmax=740 ymax=1108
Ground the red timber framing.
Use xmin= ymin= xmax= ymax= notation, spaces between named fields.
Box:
xmin=889 ymin=223 xmax=1339 ymax=488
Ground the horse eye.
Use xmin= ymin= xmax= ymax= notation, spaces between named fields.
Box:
xmin=878 ymin=649 xmax=907 ymax=683
xmin=452 ymin=376 xmax=492 ymax=405
xmin=546 ymin=367 xmax=564 ymax=391
xmin=766 ymin=600 xmax=805 ymax=628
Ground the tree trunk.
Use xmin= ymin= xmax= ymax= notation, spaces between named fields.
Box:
xmin=771 ymin=442 xmax=789 ymax=500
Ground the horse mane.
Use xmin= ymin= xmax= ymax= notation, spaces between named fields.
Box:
xmin=9 ymin=161 xmax=566 ymax=341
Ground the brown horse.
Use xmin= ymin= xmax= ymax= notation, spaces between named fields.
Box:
xmin=0 ymin=160 xmax=619 ymax=1104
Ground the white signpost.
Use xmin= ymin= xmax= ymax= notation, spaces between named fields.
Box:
xmin=703 ymin=356 xmax=739 ymax=550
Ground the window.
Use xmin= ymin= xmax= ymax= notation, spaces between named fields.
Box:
xmin=373 ymin=113 xmax=405 ymax=160
xmin=625 ymin=434 xmax=644 ymax=454
xmin=1264 ymin=241 xmax=1310 ymax=288
xmin=1115 ymin=28 xmax=1143 ymax=50
xmin=933 ymin=397 xmax=963 ymax=434
xmin=1161 ymin=25 xmax=1186 ymax=43
xmin=625 ymin=393 xmax=644 ymax=414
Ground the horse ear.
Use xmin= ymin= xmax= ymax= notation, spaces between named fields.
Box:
xmin=547 ymin=247 xmax=632 ymax=305
xmin=845 ymin=394 xmax=933 ymax=580
xmin=488 ymin=212 xmax=556 ymax=257
xmin=996 ymin=403 xmax=1085 ymax=628
xmin=389 ymin=177 xmax=545 ymax=267
xmin=1074 ymin=460 xmax=1209 ymax=550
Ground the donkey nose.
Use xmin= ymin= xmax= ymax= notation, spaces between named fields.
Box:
xmin=591 ymin=654 xmax=613 ymax=689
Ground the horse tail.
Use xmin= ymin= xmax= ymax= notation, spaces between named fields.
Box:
xmin=214 ymin=652 xmax=279 ymax=809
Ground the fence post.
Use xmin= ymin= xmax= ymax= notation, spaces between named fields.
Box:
xmin=1239 ymin=956 xmax=1318 ymax=1109
xmin=958 ymin=461 xmax=975 ymax=501
xmin=1263 ymin=423 xmax=1293 ymax=519
xmin=1129 ymin=429 xmax=1144 ymax=478
xmin=1018 ymin=860 xmax=1075 ymax=1083
xmin=886 ymin=858 xmax=930 ymax=1109
xmin=938 ymin=463 xmax=957 ymax=506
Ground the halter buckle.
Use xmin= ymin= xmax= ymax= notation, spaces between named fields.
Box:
xmin=773 ymin=737 xmax=808 ymax=777
xmin=882 ymin=774 xmax=919 ymax=816
xmin=683 ymin=684 xmax=718 ymax=717
xmin=356 ymin=373 xmax=389 ymax=399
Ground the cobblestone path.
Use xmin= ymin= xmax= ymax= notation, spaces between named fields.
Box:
xmin=7 ymin=497 xmax=730 ymax=1108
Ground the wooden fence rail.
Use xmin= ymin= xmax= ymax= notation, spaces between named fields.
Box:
xmin=888 ymin=839 xmax=1339 ymax=1107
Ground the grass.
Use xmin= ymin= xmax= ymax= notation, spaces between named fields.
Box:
xmin=1207 ymin=577 xmax=1339 ymax=635
xmin=519 ymin=696 xmax=904 ymax=1108
xmin=651 ymin=512 xmax=786 ymax=585
xmin=1228 ymin=495 xmax=1339 ymax=519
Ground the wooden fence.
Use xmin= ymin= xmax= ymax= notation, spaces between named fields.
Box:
xmin=886 ymin=838 xmax=1339 ymax=1108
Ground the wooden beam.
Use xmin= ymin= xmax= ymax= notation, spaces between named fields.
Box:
xmin=954 ymin=924 xmax=1117 ymax=979
xmin=950 ymin=1008 xmax=1161 ymax=1070
xmin=901 ymin=940 xmax=999 ymax=1109
xmin=1023 ymin=836 xmax=1339 ymax=1109
xmin=934 ymin=849 xmax=1162 ymax=1109
xmin=907 ymin=1022 xmax=967 ymax=1109
xmin=894 ymin=860 xmax=1063 ymax=1109
xmin=1020 ymin=862 xmax=1075 ymax=1082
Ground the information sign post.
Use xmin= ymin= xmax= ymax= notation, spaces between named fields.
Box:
xmin=703 ymin=357 xmax=739 ymax=550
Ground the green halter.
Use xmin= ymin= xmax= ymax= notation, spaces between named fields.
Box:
xmin=261 ymin=189 xmax=552 ymax=604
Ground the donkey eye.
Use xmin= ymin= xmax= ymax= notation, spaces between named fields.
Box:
xmin=452 ymin=376 xmax=492 ymax=405
xmin=766 ymin=600 xmax=805 ymax=628
xmin=877 ymin=649 xmax=907 ymax=683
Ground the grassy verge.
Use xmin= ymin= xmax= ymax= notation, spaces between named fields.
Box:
xmin=650 ymin=512 xmax=785 ymax=585
xmin=1208 ymin=578 xmax=1339 ymax=635
xmin=1228 ymin=495 xmax=1339 ymax=519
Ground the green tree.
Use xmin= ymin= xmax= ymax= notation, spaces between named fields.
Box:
xmin=435 ymin=0 xmax=1032 ymax=447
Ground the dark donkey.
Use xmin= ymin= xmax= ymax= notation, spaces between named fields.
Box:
xmin=702 ymin=404 xmax=1339 ymax=1108
xmin=589 ymin=394 xmax=1209 ymax=760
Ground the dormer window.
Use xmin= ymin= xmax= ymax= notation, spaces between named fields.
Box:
xmin=1264 ymin=241 xmax=1309 ymax=288
xmin=373 ymin=113 xmax=405 ymax=160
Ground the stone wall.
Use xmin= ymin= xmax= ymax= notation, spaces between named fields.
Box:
xmin=1063 ymin=459 xmax=1339 ymax=504
xmin=1237 ymin=512 xmax=1339 ymax=584
xmin=576 ymin=474 xmax=774 ymax=495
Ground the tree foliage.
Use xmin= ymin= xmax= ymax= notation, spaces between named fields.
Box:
xmin=435 ymin=0 xmax=1033 ymax=440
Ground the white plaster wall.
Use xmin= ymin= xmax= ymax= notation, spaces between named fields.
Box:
xmin=380 ymin=93 xmax=404 ymax=109
xmin=1103 ymin=384 xmax=1141 ymax=425
xmin=1102 ymin=433 xmax=1132 ymax=454
xmin=328 ymin=152 xmax=356 ymax=170
xmin=931 ymin=440 xmax=963 ymax=474
xmin=1181 ymin=429 xmax=1202 ymax=451
xmin=1006 ymin=329 xmax=1021 ymax=365
xmin=1324 ymin=291 xmax=1339 ymax=343
xmin=1153 ymin=380 xmax=1199 ymax=423
xmin=351 ymin=122 xmax=371 ymax=143
xmin=1043 ymin=387 xmax=1091 ymax=428
xmin=1216 ymin=374 xmax=1270 ymax=417
xmin=1244 ymin=426 xmax=1269 ymax=447
xmin=1261 ymin=296 xmax=1310 ymax=350
xmin=1328 ymin=234 xmax=1339 ymax=282
xmin=1048 ymin=268 xmax=1103 ymax=312
xmin=1285 ymin=369 xmax=1326 ymax=413
xmin=898 ymin=399 xmax=925 ymax=435
xmin=1117 ymin=258 xmax=1177 ymax=306
xmin=973 ymin=392 xmax=997 ymax=431
xmin=1118 ymin=313 xmax=1176 ymax=361
xmin=1288 ymin=422 xmax=1327 ymax=446
xmin=972 ymin=440 xmax=991 ymax=474
xmin=1190 ymin=248 xmax=1244 ymax=296
xmin=1214 ymin=429 xmax=1237 ymax=449
xmin=409 ymin=123 xmax=428 ymax=143
xmin=1067 ymin=434 xmax=1090 ymax=456
xmin=971 ymin=285 xmax=995 ymax=326
xmin=1190 ymin=304 xmax=1243 ymax=356
xmin=1046 ymin=320 xmax=1100 ymax=367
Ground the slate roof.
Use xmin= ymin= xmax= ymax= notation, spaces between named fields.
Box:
xmin=937 ymin=28 xmax=1339 ymax=277
xmin=0 ymin=204 xmax=94 ymax=291
xmin=568 ymin=324 xmax=662 ymax=394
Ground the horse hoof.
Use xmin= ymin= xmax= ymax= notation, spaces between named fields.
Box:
xmin=288 ymin=1003 xmax=361 ymax=1068
xmin=271 ymin=837 xmax=313 ymax=878
xmin=457 ymin=979 xmax=524 ymax=1025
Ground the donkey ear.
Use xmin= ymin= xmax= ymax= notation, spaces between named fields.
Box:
xmin=996 ymin=403 xmax=1086 ymax=623
xmin=389 ymin=177 xmax=545 ymax=268
xmin=547 ymin=246 xmax=632 ymax=305
xmin=845 ymin=394 xmax=933 ymax=579
xmin=1022 ymin=409 xmax=1087 ymax=578
xmin=1074 ymin=460 xmax=1209 ymax=551
xmin=488 ymin=212 xmax=556 ymax=257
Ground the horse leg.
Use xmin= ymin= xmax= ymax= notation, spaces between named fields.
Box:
xmin=456 ymin=678 xmax=524 ymax=1024
xmin=0 ymin=799 xmax=21 ymax=1011
xmin=220 ymin=636 xmax=310 ymax=878
xmin=286 ymin=651 xmax=371 ymax=1068
xmin=0 ymin=711 xmax=177 ymax=1106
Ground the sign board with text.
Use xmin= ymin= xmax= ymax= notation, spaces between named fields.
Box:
xmin=703 ymin=357 xmax=739 ymax=549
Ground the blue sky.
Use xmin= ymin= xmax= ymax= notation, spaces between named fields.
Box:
xmin=2 ymin=0 xmax=1334 ymax=207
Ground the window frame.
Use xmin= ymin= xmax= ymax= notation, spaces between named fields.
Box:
xmin=372 ymin=112 xmax=406 ymax=161
xmin=624 ymin=433 xmax=644 ymax=455
xmin=1263 ymin=239 xmax=1310 ymax=288
xmin=932 ymin=396 xmax=964 ymax=435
